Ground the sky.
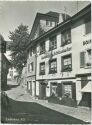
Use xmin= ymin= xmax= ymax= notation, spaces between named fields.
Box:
xmin=0 ymin=0 xmax=90 ymax=41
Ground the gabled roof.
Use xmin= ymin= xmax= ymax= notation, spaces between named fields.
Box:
xmin=26 ymin=4 xmax=91 ymax=50
xmin=29 ymin=12 xmax=59 ymax=40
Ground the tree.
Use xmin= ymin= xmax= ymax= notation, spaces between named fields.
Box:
xmin=9 ymin=24 xmax=30 ymax=75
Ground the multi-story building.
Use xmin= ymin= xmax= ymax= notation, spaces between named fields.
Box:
xmin=0 ymin=34 xmax=11 ymax=90
xmin=26 ymin=12 xmax=70 ymax=96
xmin=26 ymin=4 xmax=91 ymax=106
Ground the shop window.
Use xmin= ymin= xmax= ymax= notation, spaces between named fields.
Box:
xmin=80 ymin=49 xmax=91 ymax=68
xmin=64 ymin=84 xmax=72 ymax=98
xmin=49 ymin=58 xmax=57 ymax=74
xmin=49 ymin=36 xmax=57 ymax=50
xmin=61 ymin=54 xmax=72 ymax=72
xmin=51 ymin=82 xmax=57 ymax=96
xmin=40 ymin=42 xmax=45 ymax=54
xmin=28 ymin=62 xmax=34 ymax=72
xmin=61 ymin=29 xmax=71 ymax=46
xmin=40 ymin=62 xmax=45 ymax=75
xmin=85 ymin=17 xmax=91 ymax=35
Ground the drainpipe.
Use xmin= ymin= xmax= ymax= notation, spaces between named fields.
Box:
xmin=35 ymin=50 xmax=37 ymax=98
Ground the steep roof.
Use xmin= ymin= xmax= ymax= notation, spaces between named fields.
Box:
xmin=26 ymin=4 xmax=91 ymax=50
xmin=29 ymin=12 xmax=59 ymax=40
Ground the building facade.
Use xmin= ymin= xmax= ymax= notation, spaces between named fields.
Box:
xmin=0 ymin=34 xmax=11 ymax=90
xmin=26 ymin=4 xmax=91 ymax=106
xmin=26 ymin=12 xmax=70 ymax=97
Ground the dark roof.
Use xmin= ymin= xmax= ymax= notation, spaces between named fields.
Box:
xmin=26 ymin=4 xmax=91 ymax=50
xmin=46 ymin=11 xmax=59 ymax=18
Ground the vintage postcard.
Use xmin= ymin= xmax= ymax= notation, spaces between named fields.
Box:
xmin=0 ymin=0 xmax=91 ymax=124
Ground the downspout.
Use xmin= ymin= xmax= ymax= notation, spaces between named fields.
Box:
xmin=35 ymin=50 xmax=37 ymax=98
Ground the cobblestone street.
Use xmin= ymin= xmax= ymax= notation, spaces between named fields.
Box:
xmin=2 ymin=81 xmax=91 ymax=124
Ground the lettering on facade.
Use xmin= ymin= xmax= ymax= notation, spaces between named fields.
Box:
xmin=41 ymin=47 xmax=71 ymax=59
xmin=83 ymin=39 xmax=91 ymax=46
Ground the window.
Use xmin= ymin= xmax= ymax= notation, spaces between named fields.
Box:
xmin=46 ymin=20 xmax=50 ymax=26
xmin=29 ymin=50 xmax=32 ymax=57
xmin=40 ymin=42 xmax=45 ymax=54
xmin=28 ymin=62 xmax=34 ymax=72
xmin=85 ymin=17 xmax=91 ymax=34
xmin=10 ymin=71 xmax=13 ymax=77
xmin=49 ymin=36 xmax=57 ymax=50
xmin=80 ymin=49 xmax=91 ymax=68
xmin=49 ymin=59 xmax=57 ymax=74
xmin=40 ymin=62 xmax=45 ymax=75
xmin=32 ymin=48 xmax=36 ymax=54
xmin=62 ymin=54 xmax=72 ymax=71
xmin=64 ymin=84 xmax=72 ymax=98
xmin=61 ymin=29 xmax=71 ymax=46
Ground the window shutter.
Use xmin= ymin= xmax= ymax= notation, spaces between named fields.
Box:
xmin=80 ymin=52 xmax=85 ymax=68
xmin=72 ymin=83 xmax=76 ymax=100
xmin=61 ymin=57 xmax=64 ymax=71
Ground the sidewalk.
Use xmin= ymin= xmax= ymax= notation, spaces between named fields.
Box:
xmin=34 ymin=99 xmax=91 ymax=123
xmin=5 ymin=85 xmax=91 ymax=123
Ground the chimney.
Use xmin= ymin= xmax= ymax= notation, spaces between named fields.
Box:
xmin=59 ymin=13 xmax=71 ymax=23
xmin=59 ymin=13 xmax=63 ymax=23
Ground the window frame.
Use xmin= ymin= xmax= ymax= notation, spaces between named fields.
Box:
xmin=28 ymin=62 xmax=34 ymax=73
xmin=49 ymin=35 xmax=57 ymax=51
xmin=40 ymin=41 xmax=46 ymax=55
xmin=39 ymin=62 xmax=45 ymax=75
xmin=61 ymin=54 xmax=72 ymax=72
xmin=61 ymin=29 xmax=71 ymax=46
xmin=49 ymin=58 xmax=57 ymax=74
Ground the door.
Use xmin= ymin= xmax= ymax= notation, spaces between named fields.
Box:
xmin=39 ymin=83 xmax=46 ymax=99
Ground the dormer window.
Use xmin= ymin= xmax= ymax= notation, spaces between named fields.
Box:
xmin=46 ymin=20 xmax=52 ymax=27
xmin=61 ymin=29 xmax=71 ymax=46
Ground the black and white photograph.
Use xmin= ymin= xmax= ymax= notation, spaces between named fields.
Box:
xmin=0 ymin=0 xmax=91 ymax=124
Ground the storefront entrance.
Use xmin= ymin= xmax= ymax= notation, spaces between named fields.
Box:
xmin=39 ymin=82 xmax=46 ymax=99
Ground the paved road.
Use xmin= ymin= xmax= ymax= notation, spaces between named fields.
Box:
xmin=3 ymin=83 xmax=91 ymax=124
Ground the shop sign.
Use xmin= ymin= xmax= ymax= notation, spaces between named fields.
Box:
xmin=83 ymin=39 xmax=91 ymax=46
xmin=42 ymin=47 xmax=71 ymax=59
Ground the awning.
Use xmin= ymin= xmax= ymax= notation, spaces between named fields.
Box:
xmin=81 ymin=82 xmax=92 ymax=92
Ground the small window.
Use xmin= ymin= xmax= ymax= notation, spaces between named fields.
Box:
xmin=85 ymin=17 xmax=91 ymax=35
xmin=80 ymin=49 xmax=91 ymax=68
xmin=32 ymin=48 xmax=36 ymax=54
xmin=28 ymin=62 xmax=34 ymax=72
xmin=49 ymin=36 xmax=57 ymax=50
xmin=40 ymin=62 xmax=45 ymax=75
xmin=40 ymin=42 xmax=45 ymax=54
xmin=61 ymin=29 xmax=71 ymax=46
xmin=61 ymin=54 xmax=72 ymax=72
xmin=30 ymin=50 xmax=32 ymax=57
xmin=49 ymin=58 xmax=57 ymax=74
xmin=46 ymin=20 xmax=50 ymax=26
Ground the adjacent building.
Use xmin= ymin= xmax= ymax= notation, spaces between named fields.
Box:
xmin=26 ymin=4 xmax=91 ymax=106
xmin=0 ymin=34 xmax=11 ymax=90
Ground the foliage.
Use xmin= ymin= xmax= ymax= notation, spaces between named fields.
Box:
xmin=9 ymin=24 xmax=30 ymax=75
